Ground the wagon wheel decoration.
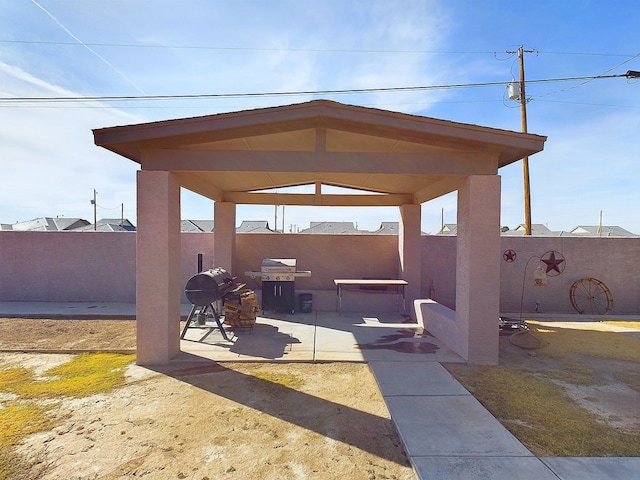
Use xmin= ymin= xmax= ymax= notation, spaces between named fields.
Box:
xmin=569 ymin=277 xmax=613 ymax=315
xmin=540 ymin=250 xmax=566 ymax=277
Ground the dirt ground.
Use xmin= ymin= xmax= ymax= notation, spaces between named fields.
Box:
xmin=0 ymin=319 xmax=413 ymax=480
xmin=2 ymin=318 xmax=638 ymax=478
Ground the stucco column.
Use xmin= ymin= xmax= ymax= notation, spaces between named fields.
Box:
xmin=399 ymin=204 xmax=421 ymax=317
xmin=213 ymin=201 xmax=236 ymax=273
xmin=136 ymin=170 xmax=181 ymax=365
xmin=456 ymin=175 xmax=501 ymax=365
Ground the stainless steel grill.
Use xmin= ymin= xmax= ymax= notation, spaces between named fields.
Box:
xmin=245 ymin=258 xmax=311 ymax=281
xmin=260 ymin=258 xmax=297 ymax=281
xmin=245 ymin=258 xmax=311 ymax=313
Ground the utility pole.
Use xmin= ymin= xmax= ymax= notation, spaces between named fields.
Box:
xmin=507 ymin=45 xmax=536 ymax=235
xmin=274 ymin=204 xmax=278 ymax=233
xmin=91 ymin=189 xmax=97 ymax=231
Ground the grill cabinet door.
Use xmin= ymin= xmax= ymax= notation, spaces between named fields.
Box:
xmin=262 ymin=281 xmax=295 ymax=313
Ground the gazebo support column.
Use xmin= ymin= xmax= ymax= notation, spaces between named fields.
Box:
xmin=136 ymin=170 xmax=181 ymax=365
xmin=213 ymin=201 xmax=236 ymax=273
xmin=455 ymin=175 xmax=501 ymax=365
xmin=399 ymin=204 xmax=422 ymax=318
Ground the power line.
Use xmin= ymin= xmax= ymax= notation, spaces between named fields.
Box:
xmin=531 ymin=52 xmax=640 ymax=100
xmin=29 ymin=0 xmax=146 ymax=95
xmin=5 ymin=98 xmax=639 ymax=109
xmin=0 ymin=39 xmax=486 ymax=54
xmin=536 ymin=99 xmax=640 ymax=109
xmin=1 ymin=39 xmax=636 ymax=58
xmin=1 ymin=73 xmax=634 ymax=104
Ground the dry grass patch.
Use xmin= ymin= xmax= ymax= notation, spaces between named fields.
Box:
xmin=603 ymin=320 xmax=640 ymax=330
xmin=445 ymin=364 xmax=640 ymax=456
xmin=12 ymin=353 xmax=135 ymax=398
xmin=250 ymin=369 xmax=306 ymax=390
xmin=529 ymin=321 xmax=640 ymax=362
xmin=444 ymin=321 xmax=640 ymax=457
xmin=0 ymin=353 xmax=135 ymax=480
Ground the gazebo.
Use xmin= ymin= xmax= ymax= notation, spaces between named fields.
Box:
xmin=94 ymin=100 xmax=546 ymax=365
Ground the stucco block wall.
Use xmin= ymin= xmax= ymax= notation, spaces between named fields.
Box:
xmin=420 ymin=236 xmax=457 ymax=309
xmin=1 ymin=232 xmax=638 ymax=315
xmin=0 ymin=231 xmax=136 ymax=302
xmin=0 ymin=231 xmax=214 ymax=304
xmin=420 ymin=235 xmax=640 ymax=315
xmin=235 ymin=234 xmax=401 ymax=311
xmin=235 ymin=234 xmax=399 ymax=290
xmin=499 ymin=237 xmax=640 ymax=314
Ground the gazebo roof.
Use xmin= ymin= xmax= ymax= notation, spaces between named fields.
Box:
xmin=94 ymin=100 xmax=546 ymax=206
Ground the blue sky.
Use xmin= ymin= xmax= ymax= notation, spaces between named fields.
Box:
xmin=1 ymin=0 xmax=638 ymax=233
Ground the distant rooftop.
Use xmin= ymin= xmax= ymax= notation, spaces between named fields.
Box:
xmin=3 ymin=217 xmax=90 ymax=231
xmin=299 ymin=221 xmax=362 ymax=234
xmin=74 ymin=218 xmax=136 ymax=232
xmin=438 ymin=223 xmax=638 ymax=237
xmin=3 ymin=217 xmax=637 ymax=236
xmin=501 ymin=224 xmax=570 ymax=237
xmin=235 ymin=220 xmax=274 ymax=233
xmin=569 ymin=225 xmax=638 ymax=237
xmin=181 ymin=219 xmax=214 ymax=233
xmin=437 ymin=223 xmax=458 ymax=235
xmin=372 ymin=222 xmax=399 ymax=234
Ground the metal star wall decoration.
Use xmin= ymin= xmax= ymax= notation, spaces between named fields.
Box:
xmin=503 ymin=249 xmax=517 ymax=263
xmin=540 ymin=250 xmax=566 ymax=276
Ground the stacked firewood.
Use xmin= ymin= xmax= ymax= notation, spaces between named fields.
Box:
xmin=223 ymin=289 xmax=259 ymax=327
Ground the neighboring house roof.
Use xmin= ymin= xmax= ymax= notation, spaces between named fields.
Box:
xmin=570 ymin=225 xmax=638 ymax=237
xmin=7 ymin=217 xmax=90 ymax=231
xmin=372 ymin=222 xmax=399 ymax=234
xmin=181 ymin=219 xmax=214 ymax=232
xmin=436 ymin=223 xmax=577 ymax=236
xmin=236 ymin=220 xmax=273 ymax=233
xmin=502 ymin=224 xmax=565 ymax=236
xmin=299 ymin=221 xmax=361 ymax=234
xmin=437 ymin=223 xmax=458 ymax=235
xmin=73 ymin=218 xmax=136 ymax=232
xmin=371 ymin=222 xmax=427 ymax=235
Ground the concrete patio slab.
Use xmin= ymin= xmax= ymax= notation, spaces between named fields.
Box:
xmin=411 ymin=456 xmax=559 ymax=480
xmin=0 ymin=301 xmax=139 ymax=318
xmin=180 ymin=316 xmax=317 ymax=362
xmin=385 ymin=395 xmax=532 ymax=457
xmin=540 ymin=456 xmax=640 ymax=480
xmin=369 ymin=362 xmax=469 ymax=396
xmin=314 ymin=312 xmax=465 ymax=363
xmin=179 ymin=311 xmax=466 ymax=364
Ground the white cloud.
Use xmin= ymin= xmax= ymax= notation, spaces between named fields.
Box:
xmin=2 ymin=1 xmax=638 ymax=235
xmin=0 ymin=62 xmax=140 ymax=223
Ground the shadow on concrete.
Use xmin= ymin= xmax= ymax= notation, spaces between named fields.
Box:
xmin=228 ymin=324 xmax=302 ymax=359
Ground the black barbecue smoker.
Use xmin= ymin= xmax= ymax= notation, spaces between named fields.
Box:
xmin=181 ymin=266 xmax=243 ymax=340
